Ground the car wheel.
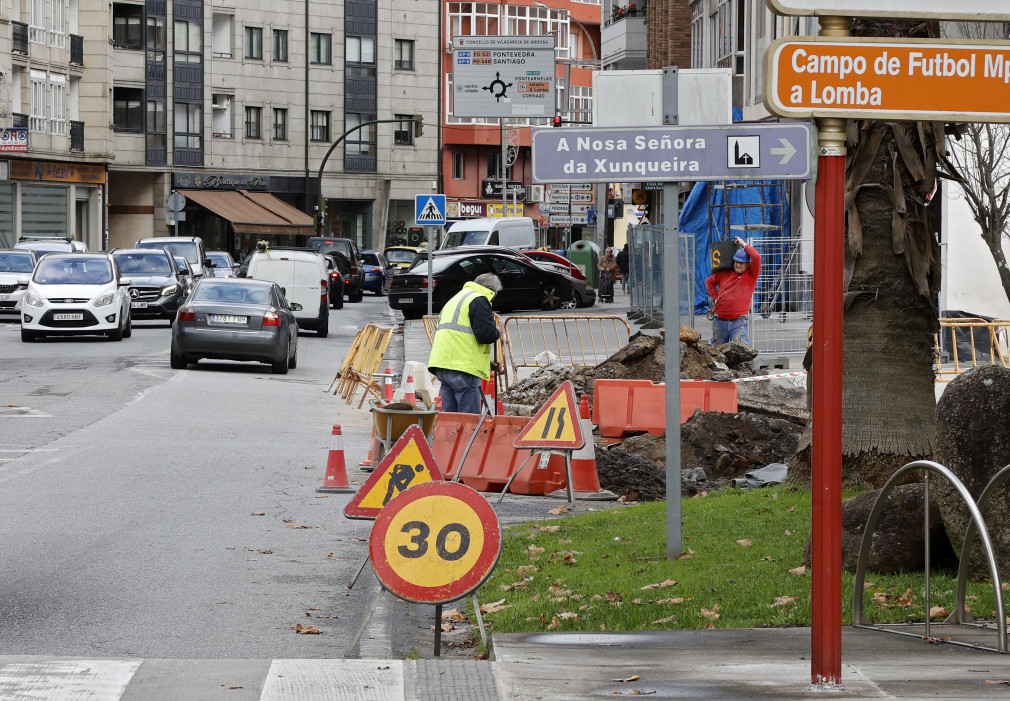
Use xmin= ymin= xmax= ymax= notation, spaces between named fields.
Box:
xmin=123 ymin=313 xmax=133 ymax=338
xmin=288 ymin=343 xmax=298 ymax=369
xmin=317 ymin=315 xmax=329 ymax=337
xmin=271 ymin=344 xmax=290 ymax=374
xmin=20 ymin=328 xmax=35 ymax=343
xmin=541 ymin=284 xmax=563 ymax=311
xmin=107 ymin=316 xmax=124 ymax=342
xmin=170 ymin=346 xmax=187 ymax=369
xmin=560 ymin=290 xmax=578 ymax=310
xmin=351 ymin=286 xmax=364 ymax=303
xmin=331 ymin=294 xmax=343 ymax=310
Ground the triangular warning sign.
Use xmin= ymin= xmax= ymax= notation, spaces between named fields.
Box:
xmin=344 ymin=425 xmax=444 ymax=520
xmin=416 ymin=197 xmax=443 ymax=222
xmin=513 ymin=380 xmax=584 ymax=450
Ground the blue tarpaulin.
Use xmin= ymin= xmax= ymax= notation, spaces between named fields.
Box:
xmin=678 ymin=109 xmax=792 ymax=314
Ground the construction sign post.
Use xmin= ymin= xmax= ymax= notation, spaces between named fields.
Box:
xmin=344 ymin=425 xmax=444 ymax=520
xmin=767 ymin=38 xmax=1010 ymax=123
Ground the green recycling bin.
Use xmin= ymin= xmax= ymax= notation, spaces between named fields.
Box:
xmin=567 ymin=239 xmax=600 ymax=288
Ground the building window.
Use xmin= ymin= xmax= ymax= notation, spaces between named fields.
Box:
xmin=273 ymin=29 xmax=288 ymax=62
xmin=503 ymin=5 xmax=569 ymax=59
xmin=447 ymin=2 xmax=499 ymax=39
xmin=310 ymin=32 xmax=331 ymax=64
xmin=273 ymin=108 xmax=287 ymax=140
xmin=174 ymin=102 xmax=202 ymax=148
xmin=30 ymin=70 xmax=47 ymax=132
xmin=711 ymin=0 xmax=742 ymax=75
xmin=452 ymin=152 xmax=464 ymax=180
xmin=690 ymin=1 xmax=704 ymax=68
xmin=212 ymin=13 xmax=232 ymax=57
xmin=394 ymin=39 xmax=414 ymax=70
xmin=175 ymin=20 xmax=202 ymax=63
xmin=345 ymin=35 xmax=375 ymax=74
xmin=212 ymin=94 xmax=232 ymax=137
xmin=568 ymin=85 xmax=592 ymax=125
xmin=30 ymin=0 xmax=45 ymax=43
xmin=147 ymin=100 xmax=166 ymax=145
xmin=244 ymin=26 xmax=263 ymax=60
xmin=49 ymin=74 xmax=65 ymax=135
xmin=394 ymin=114 xmax=414 ymax=146
xmin=487 ymin=152 xmax=502 ymax=179
xmin=310 ymin=110 xmax=329 ymax=142
xmin=49 ymin=0 xmax=65 ymax=48
xmin=147 ymin=16 xmax=165 ymax=58
xmin=345 ymin=113 xmax=375 ymax=156
xmin=245 ymin=106 xmax=261 ymax=139
xmin=113 ymin=86 xmax=143 ymax=132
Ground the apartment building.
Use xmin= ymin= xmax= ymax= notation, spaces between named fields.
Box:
xmin=0 ymin=0 xmax=439 ymax=255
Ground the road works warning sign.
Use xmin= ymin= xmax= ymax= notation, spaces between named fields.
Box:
xmin=767 ymin=37 xmax=1010 ymax=122
xmin=344 ymin=425 xmax=444 ymax=520
xmin=513 ymin=381 xmax=584 ymax=450
xmin=451 ymin=36 xmax=556 ymax=119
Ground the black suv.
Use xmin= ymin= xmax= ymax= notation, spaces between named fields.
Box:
xmin=305 ymin=237 xmax=364 ymax=303
xmin=111 ymin=248 xmax=188 ymax=323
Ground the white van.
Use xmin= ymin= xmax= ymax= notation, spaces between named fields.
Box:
xmin=440 ymin=217 xmax=536 ymax=251
xmin=244 ymin=249 xmax=329 ymax=336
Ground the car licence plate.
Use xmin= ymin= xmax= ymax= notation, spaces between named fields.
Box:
xmin=210 ymin=314 xmax=247 ymax=325
xmin=131 ymin=301 xmax=148 ymax=308
xmin=53 ymin=313 xmax=83 ymax=321
xmin=398 ymin=297 xmax=413 ymax=304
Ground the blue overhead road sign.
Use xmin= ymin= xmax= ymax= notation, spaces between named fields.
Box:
xmin=415 ymin=194 xmax=446 ymax=226
xmin=532 ymin=123 xmax=813 ymax=184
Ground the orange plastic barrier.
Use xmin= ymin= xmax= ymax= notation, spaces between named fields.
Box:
xmin=432 ymin=412 xmax=567 ymax=494
xmin=592 ymin=379 xmax=738 ymax=437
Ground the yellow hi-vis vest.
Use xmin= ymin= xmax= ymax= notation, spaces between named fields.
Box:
xmin=427 ymin=281 xmax=496 ymax=381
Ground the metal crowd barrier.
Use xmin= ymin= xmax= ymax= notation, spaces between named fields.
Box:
xmin=933 ymin=317 xmax=1010 ymax=383
xmin=502 ymin=314 xmax=631 ymax=380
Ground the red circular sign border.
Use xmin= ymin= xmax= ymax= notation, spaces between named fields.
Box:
xmin=369 ymin=481 xmax=502 ymax=604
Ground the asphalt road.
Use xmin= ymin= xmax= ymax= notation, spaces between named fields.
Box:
xmin=0 ymin=297 xmax=419 ymax=660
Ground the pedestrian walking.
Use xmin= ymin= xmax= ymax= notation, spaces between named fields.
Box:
xmin=616 ymin=243 xmax=629 ymax=294
xmin=598 ymin=247 xmax=618 ymax=303
xmin=427 ymin=273 xmax=504 ymax=413
xmin=704 ymin=236 xmax=762 ymax=347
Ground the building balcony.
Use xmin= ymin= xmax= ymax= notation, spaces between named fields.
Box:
xmin=12 ymin=22 xmax=29 ymax=56
xmin=601 ymin=14 xmax=646 ymax=71
xmin=12 ymin=114 xmax=28 ymax=129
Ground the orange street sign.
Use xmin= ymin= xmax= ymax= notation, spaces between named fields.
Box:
xmin=766 ymin=37 xmax=1010 ymax=123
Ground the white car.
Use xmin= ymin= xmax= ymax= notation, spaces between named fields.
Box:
xmin=0 ymin=249 xmax=39 ymax=318
xmin=20 ymin=253 xmax=133 ymax=342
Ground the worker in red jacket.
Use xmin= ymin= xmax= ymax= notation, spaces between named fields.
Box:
xmin=705 ymin=236 xmax=761 ymax=347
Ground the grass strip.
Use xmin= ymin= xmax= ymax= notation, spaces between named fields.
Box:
xmin=473 ymin=486 xmax=1002 ymax=634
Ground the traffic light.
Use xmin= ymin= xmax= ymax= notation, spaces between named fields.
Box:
xmin=552 ymin=116 xmax=563 ymax=127
xmin=414 ymin=114 xmax=423 ymax=137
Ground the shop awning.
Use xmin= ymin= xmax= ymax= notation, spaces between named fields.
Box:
xmin=177 ymin=189 xmax=314 ymax=236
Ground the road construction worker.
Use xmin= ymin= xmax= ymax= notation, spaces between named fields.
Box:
xmin=705 ymin=236 xmax=762 ymax=346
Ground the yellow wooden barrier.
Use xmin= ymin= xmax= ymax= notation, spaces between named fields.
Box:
xmin=934 ymin=317 xmax=1010 ymax=382
xmin=329 ymin=323 xmax=395 ymax=404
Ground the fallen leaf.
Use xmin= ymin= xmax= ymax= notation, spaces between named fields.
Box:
xmin=736 ymin=539 xmax=753 ymax=547
xmin=700 ymin=604 xmax=721 ymax=620
xmin=612 ymin=675 xmax=641 ymax=683
xmin=295 ymin=624 xmax=322 ymax=634
xmin=788 ymin=506 xmax=795 ymax=512
xmin=771 ymin=596 xmax=800 ymax=608
xmin=282 ymin=518 xmax=294 ymax=523
xmin=480 ymin=599 xmax=511 ymax=614
xmin=784 ymin=530 xmax=793 ymax=536
xmin=307 ymin=606 xmax=321 ymax=611
xmin=930 ymin=605 xmax=948 ymax=620
xmin=541 ymin=525 xmax=561 ymax=532
xmin=500 ymin=580 xmax=530 ymax=591
xmin=315 ymin=495 xmax=327 ymax=499
xmin=328 ymin=553 xmax=338 ymax=559
xmin=548 ymin=506 xmax=568 ymax=515
xmin=286 ymin=524 xmax=313 ymax=529
xmin=440 ymin=622 xmax=455 ymax=632
xmin=442 ymin=608 xmax=467 ymax=621
xmin=652 ymin=615 xmax=676 ymax=624
xmin=985 ymin=679 xmax=1010 ymax=685
xmin=676 ymin=548 xmax=694 ymax=561
xmin=252 ymin=512 xmax=265 ymax=516
xmin=546 ymin=615 xmax=562 ymax=629
xmin=632 ymin=598 xmax=642 ymax=605
xmin=789 ymin=566 xmax=807 ymax=575
xmin=557 ymin=611 xmax=579 ymax=620
xmin=259 ymin=549 xmax=273 ymax=554
xmin=654 ymin=597 xmax=685 ymax=605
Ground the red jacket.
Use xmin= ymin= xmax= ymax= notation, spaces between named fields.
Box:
xmin=705 ymin=244 xmax=761 ymax=320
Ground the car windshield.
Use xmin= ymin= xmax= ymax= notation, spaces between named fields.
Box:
xmin=193 ymin=282 xmax=271 ymax=305
xmin=35 ymin=257 xmax=113 ymax=285
xmin=385 ymin=249 xmax=416 ymax=264
xmin=138 ymin=240 xmax=200 ymax=263
xmin=113 ymin=252 xmax=172 ymax=275
xmin=442 ymin=230 xmax=489 ymax=248
xmin=0 ymin=253 xmax=36 ymax=273
xmin=207 ymin=252 xmax=233 ymax=267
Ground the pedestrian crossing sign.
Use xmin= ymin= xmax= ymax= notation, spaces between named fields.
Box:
xmin=344 ymin=425 xmax=445 ymax=520
xmin=415 ymin=194 xmax=447 ymax=225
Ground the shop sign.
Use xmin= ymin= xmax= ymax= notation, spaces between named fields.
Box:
xmin=447 ymin=201 xmax=527 ymax=218
xmin=480 ymin=180 xmax=526 ymax=199
xmin=172 ymin=172 xmax=269 ymax=190
xmin=10 ymin=160 xmax=106 ymax=184
xmin=0 ymin=128 xmax=28 ymax=152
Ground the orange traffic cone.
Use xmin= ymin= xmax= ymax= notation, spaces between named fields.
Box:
xmin=360 ymin=425 xmax=376 ymax=467
xmin=317 ymin=425 xmax=354 ymax=493
xmin=405 ymin=375 xmax=416 ymax=406
xmin=552 ymin=395 xmax=618 ymax=501
xmin=383 ymin=367 xmax=394 ymax=401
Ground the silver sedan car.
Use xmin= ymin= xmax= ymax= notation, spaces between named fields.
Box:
xmin=170 ymin=278 xmax=301 ymax=374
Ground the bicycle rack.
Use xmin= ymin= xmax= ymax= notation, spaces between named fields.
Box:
xmin=852 ymin=460 xmax=1008 ymax=653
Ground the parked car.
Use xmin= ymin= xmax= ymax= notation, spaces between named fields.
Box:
xmin=360 ymin=250 xmax=391 ymax=295
xmin=522 ymin=249 xmax=588 ymax=281
xmin=439 ymin=217 xmax=536 ymax=250
xmin=244 ymin=248 xmax=329 ymax=336
xmin=174 ymin=256 xmax=195 ymax=296
xmin=323 ymin=254 xmax=346 ymax=309
xmin=387 ymin=248 xmax=594 ymax=320
xmin=20 ymin=252 xmax=133 ymax=342
xmin=0 ymin=249 xmax=38 ymax=318
xmin=136 ymin=236 xmax=212 ymax=279
xmin=305 ymin=237 xmax=364 ymax=302
xmin=170 ymin=278 xmax=300 ymax=374
xmin=14 ymin=236 xmax=79 ymax=257
xmin=206 ymin=251 xmax=238 ymax=277
xmin=110 ymin=248 xmax=188 ymax=324
xmin=383 ymin=245 xmax=422 ymax=272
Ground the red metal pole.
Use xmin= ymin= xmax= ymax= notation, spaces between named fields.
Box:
xmin=811 ymin=119 xmax=845 ymax=685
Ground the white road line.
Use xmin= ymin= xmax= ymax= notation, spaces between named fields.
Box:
xmin=260 ymin=659 xmax=404 ymax=701
xmin=0 ymin=659 xmax=142 ymax=701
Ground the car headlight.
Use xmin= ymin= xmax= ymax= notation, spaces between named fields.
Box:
xmin=160 ymin=284 xmax=179 ymax=296
xmin=24 ymin=292 xmax=44 ymax=307
xmin=94 ymin=292 xmax=115 ymax=307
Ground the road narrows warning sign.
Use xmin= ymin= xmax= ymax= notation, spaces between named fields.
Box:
xmin=513 ymin=380 xmax=584 ymax=450
xmin=344 ymin=425 xmax=444 ymax=520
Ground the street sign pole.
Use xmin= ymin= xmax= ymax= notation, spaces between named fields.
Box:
xmin=809 ymin=17 xmax=847 ymax=688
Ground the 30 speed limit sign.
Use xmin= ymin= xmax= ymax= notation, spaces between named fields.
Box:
xmin=369 ymin=481 xmax=502 ymax=604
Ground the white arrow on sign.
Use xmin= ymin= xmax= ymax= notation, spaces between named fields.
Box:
xmin=769 ymin=138 xmax=796 ymax=165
